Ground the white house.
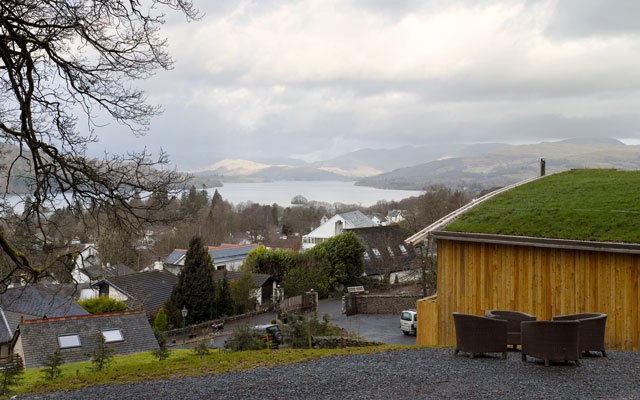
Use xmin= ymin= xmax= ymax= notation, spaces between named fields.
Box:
xmin=301 ymin=210 xmax=376 ymax=250
xmin=71 ymin=243 xmax=99 ymax=284
xmin=386 ymin=209 xmax=405 ymax=225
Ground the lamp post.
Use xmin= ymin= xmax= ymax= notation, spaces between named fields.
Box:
xmin=181 ymin=306 xmax=188 ymax=346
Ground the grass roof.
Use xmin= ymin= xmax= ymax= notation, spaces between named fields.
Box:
xmin=444 ymin=169 xmax=640 ymax=244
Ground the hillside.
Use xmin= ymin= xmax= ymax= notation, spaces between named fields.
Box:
xmin=192 ymin=159 xmax=351 ymax=182
xmin=355 ymin=140 xmax=637 ymax=190
xmin=312 ymin=143 xmax=507 ymax=177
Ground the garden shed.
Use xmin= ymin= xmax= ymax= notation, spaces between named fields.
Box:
xmin=407 ymin=170 xmax=640 ymax=351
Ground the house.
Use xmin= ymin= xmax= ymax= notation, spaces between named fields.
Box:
xmin=406 ymin=170 xmax=640 ymax=351
xmin=91 ymin=270 xmax=178 ymax=320
xmin=14 ymin=310 xmax=158 ymax=369
xmin=302 ymin=210 xmax=376 ymax=250
xmin=163 ymin=243 xmax=258 ymax=274
xmin=370 ymin=214 xmax=384 ymax=226
xmin=348 ymin=225 xmax=421 ymax=283
xmin=386 ymin=209 xmax=405 ymax=225
xmin=0 ymin=308 xmax=15 ymax=361
xmin=211 ymin=270 xmax=277 ymax=305
xmin=0 ymin=285 xmax=89 ymax=332
xmin=71 ymin=243 xmax=100 ymax=284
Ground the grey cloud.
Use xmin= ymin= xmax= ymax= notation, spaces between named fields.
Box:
xmin=545 ymin=0 xmax=640 ymax=38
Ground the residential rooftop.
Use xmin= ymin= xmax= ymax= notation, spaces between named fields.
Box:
xmin=444 ymin=169 xmax=640 ymax=244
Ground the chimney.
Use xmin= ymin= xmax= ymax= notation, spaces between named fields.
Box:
xmin=153 ymin=260 xmax=164 ymax=271
xmin=540 ymin=158 xmax=546 ymax=177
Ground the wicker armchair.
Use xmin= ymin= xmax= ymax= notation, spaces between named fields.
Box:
xmin=485 ymin=310 xmax=536 ymax=349
xmin=552 ymin=313 xmax=607 ymax=357
xmin=521 ymin=321 xmax=581 ymax=367
xmin=453 ymin=312 xmax=508 ymax=359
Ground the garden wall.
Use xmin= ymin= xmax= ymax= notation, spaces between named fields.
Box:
xmin=342 ymin=294 xmax=420 ymax=315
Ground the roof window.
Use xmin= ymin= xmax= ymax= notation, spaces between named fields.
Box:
xmin=58 ymin=334 xmax=81 ymax=349
xmin=372 ymin=248 xmax=381 ymax=257
xmin=387 ymin=246 xmax=394 ymax=256
xmin=102 ymin=328 xmax=124 ymax=343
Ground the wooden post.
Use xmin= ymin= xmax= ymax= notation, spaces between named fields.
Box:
xmin=540 ymin=158 xmax=546 ymax=176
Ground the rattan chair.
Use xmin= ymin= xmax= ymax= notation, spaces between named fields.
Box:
xmin=453 ymin=312 xmax=508 ymax=359
xmin=521 ymin=320 xmax=580 ymax=367
xmin=485 ymin=310 xmax=536 ymax=349
xmin=552 ymin=313 xmax=607 ymax=357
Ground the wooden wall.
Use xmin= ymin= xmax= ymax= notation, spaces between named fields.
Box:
xmin=418 ymin=239 xmax=640 ymax=351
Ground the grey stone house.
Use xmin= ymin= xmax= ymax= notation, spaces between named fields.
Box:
xmin=14 ymin=310 xmax=158 ymax=369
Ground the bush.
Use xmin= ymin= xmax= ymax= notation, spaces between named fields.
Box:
xmin=89 ymin=333 xmax=115 ymax=371
xmin=153 ymin=308 xmax=168 ymax=332
xmin=281 ymin=312 xmax=342 ymax=349
xmin=77 ymin=297 xmax=127 ymax=314
xmin=191 ymin=341 xmax=212 ymax=356
xmin=152 ymin=328 xmax=170 ymax=361
xmin=224 ymin=326 xmax=267 ymax=352
xmin=41 ymin=349 xmax=63 ymax=381
xmin=0 ymin=354 xmax=24 ymax=395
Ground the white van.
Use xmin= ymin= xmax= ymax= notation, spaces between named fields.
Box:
xmin=400 ymin=310 xmax=417 ymax=335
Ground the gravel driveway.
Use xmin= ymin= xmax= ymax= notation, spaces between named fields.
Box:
xmin=20 ymin=348 xmax=640 ymax=399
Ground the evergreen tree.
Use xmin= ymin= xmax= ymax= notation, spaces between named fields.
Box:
xmin=41 ymin=350 xmax=64 ymax=381
xmin=165 ymin=236 xmax=217 ymax=325
xmin=215 ymin=271 xmax=234 ymax=317
xmin=153 ymin=307 xmax=168 ymax=332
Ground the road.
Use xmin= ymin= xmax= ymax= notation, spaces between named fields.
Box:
xmin=172 ymin=299 xmax=415 ymax=349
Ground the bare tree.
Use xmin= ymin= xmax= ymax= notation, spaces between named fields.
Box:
xmin=0 ymin=0 xmax=198 ymax=288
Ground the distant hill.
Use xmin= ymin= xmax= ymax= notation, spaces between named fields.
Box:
xmin=311 ymin=143 xmax=507 ymax=177
xmin=355 ymin=140 xmax=640 ymax=190
xmin=192 ymin=159 xmax=351 ymax=182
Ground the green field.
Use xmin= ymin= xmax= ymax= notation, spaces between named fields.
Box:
xmin=445 ymin=169 xmax=640 ymax=243
xmin=9 ymin=345 xmax=414 ymax=397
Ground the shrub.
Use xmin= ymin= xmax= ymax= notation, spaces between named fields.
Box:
xmin=77 ymin=297 xmax=127 ymax=314
xmin=0 ymin=354 xmax=24 ymax=395
xmin=191 ymin=341 xmax=212 ymax=356
xmin=224 ymin=326 xmax=267 ymax=352
xmin=153 ymin=308 xmax=168 ymax=332
xmin=281 ymin=312 xmax=342 ymax=349
xmin=152 ymin=328 xmax=170 ymax=361
xmin=89 ymin=333 xmax=116 ymax=371
xmin=41 ymin=349 xmax=64 ymax=381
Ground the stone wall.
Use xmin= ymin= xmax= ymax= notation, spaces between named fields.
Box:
xmin=343 ymin=294 xmax=421 ymax=315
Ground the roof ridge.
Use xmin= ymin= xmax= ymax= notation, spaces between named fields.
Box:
xmin=20 ymin=310 xmax=144 ymax=325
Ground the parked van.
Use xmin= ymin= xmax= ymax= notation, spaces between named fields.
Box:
xmin=400 ymin=310 xmax=417 ymax=335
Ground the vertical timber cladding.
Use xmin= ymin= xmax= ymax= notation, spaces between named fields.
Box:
xmin=435 ymin=238 xmax=640 ymax=351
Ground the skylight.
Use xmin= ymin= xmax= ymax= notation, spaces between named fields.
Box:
xmin=372 ymin=248 xmax=381 ymax=257
xmin=102 ymin=328 xmax=124 ymax=343
xmin=58 ymin=334 xmax=81 ymax=349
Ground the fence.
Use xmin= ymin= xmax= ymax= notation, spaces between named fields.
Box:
xmin=281 ymin=291 xmax=318 ymax=314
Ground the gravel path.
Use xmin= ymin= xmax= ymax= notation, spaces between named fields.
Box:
xmin=20 ymin=348 xmax=640 ymax=400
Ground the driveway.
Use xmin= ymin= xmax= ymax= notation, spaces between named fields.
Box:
xmin=318 ymin=299 xmax=416 ymax=345
xmin=172 ymin=298 xmax=414 ymax=349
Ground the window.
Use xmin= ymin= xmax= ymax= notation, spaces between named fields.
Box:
xmin=58 ymin=334 xmax=81 ymax=349
xmin=399 ymin=245 xmax=408 ymax=255
xmin=386 ymin=246 xmax=394 ymax=256
xmin=363 ymin=251 xmax=370 ymax=260
xmin=372 ymin=248 xmax=381 ymax=257
xmin=102 ymin=329 xmax=124 ymax=343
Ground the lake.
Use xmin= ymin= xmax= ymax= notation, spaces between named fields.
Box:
xmin=205 ymin=181 xmax=422 ymax=207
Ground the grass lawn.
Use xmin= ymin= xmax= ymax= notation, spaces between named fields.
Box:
xmin=8 ymin=345 xmax=414 ymax=397
xmin=445 ymin=169 xmax=640 ymax=243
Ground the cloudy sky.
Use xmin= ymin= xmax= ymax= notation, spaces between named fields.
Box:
xmin=92 ymin=0 xmax=640 ymax=169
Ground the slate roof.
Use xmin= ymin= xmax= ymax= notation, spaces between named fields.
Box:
xmin=0 ymin=285 xmax=88 ymax=320
xmin=0 ymin=308 xmax=13 ymax=343
xmin=17 ymin=311 xmax=158 ymax=369
xmin=95 ymin=270 xmax=178 ymax=319
xmin=164 ymin=243 xmax=258 ymax=266
xmin=338 ymin=210 xmax=377 ymax=228
xmin=84 ymin=263 xmax=136 ymax=281
xmin=211 ymin=271 xmax=275 ymax=288
xmin=347 ymin=225 xmax=420 ymax=276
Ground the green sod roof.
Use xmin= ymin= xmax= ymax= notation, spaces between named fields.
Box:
xmin=444 ymin=169 xmax=640 ymax=244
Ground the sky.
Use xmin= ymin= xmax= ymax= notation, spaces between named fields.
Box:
xmin=89 ymin=0 xmax=640 ymax=169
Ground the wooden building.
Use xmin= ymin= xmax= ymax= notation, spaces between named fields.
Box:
xmin=407 ymin=170 xmax=640 ymax=351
